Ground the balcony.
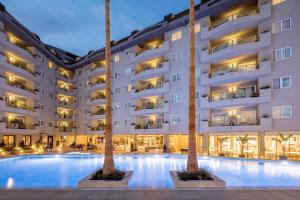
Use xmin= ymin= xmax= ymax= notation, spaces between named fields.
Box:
xmin=87 ymin=65 xmax=105 ymax=77
xmin=130 ymin=61 xmax=170 ymax=81
xmin=87 ymin=95 xmax=106 ymax=106
xmin=201 ymin=88 xmax=272 ymax=109
xmin=201 ymin=31 xmax=271 ymax=63
xmin=130 ymin=101 xmax=169 ymax=116
xmin=56 ymin=100 xmax=76 ymax=109
xmin=56 ymin=71 xmax=75 ymax=82
xmin=0 ymin=122 xmax=39 ymax=134
xmin=130 ymin=41 xmax=170 ymax=63
xmin=88 ymin=126 xmax=105 ymax=134
xmin=87 ymin=110 xmax=106 ymax=120
xmin=0 ymin=32 xmax=37 ymax=62
xmin=56 ymin=114 xmax=74 ymax=121
xmin=201 ymin=60 xmax=272 ymax=86
xmin=56 ymin=86 xmax=76 ymax=96
xmin=130 ymin=123 xmax=169 ymax=134
xmin=0 ymin=100 xmax=39 ymax=117
xmin=201 ymin=2 xmax=271 ymax=40
xmin=0 ymin=54 xmax=40 ymax=82
xmin=200 ymin=117 xmax=272 ymax=132
xmin=131 ymin=82 xmax=169 ymax=98
xmin=88 ymin=81 xmax=106 ymax=92
xmin=55 ymin=127 xmax=75 ymax=133
xmin=0 ymin=76 xmax=39 ymax=99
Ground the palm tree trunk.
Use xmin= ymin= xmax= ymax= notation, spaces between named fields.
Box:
xmin=103 ymin=0 xmax=115 ymax=176
xmin=187 ymin=0 xmax=199 ymax=173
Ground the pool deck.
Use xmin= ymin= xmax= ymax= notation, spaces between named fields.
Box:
xmin=1 ymin=189 xmax=300 ymax=200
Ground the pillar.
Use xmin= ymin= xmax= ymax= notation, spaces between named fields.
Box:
xmin=258 ymin=131 xmax=265 ymax=159
xmin=203 ymin=133 xmax=209 ymax=155
xmin=163 ymin=134 xmax=169 ymax=148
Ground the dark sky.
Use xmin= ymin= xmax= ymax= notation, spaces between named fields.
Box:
xmin=1 ymin=0 xmax=199 ymax=56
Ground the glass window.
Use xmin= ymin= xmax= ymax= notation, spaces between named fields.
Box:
xmin=273 ymin=106 xmax=292 ymax=118
xmin=272 ymin=0 xmax=287 ymax=5
xmin=171 ymin=115 xmax=180 ymax=124
xmin=280 ymin=76 xmax=292 ymax=88
xmin=172 ymin=94 xmax=181 ymax=103
xmin=172 ymin=73 xmax=181 ymax=82
xmin=275 ymin=47 xmax=292 ymax=61
xmin=171 ymin=30 xmax=182 ymax=41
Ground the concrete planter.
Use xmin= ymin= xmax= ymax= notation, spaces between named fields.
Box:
xmin=170 ymin=171 xmax=225 ymax=188
xmin=78 ymin=170 xmax=133 ymax=188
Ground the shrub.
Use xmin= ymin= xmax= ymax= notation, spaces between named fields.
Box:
xmin=90 ymin=169 xmax=126 ymax=181
xmin=177 ymin=169 xmax=213 ymax=181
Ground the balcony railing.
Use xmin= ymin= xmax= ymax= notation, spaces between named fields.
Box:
xmin=90 ymin=65 xmax=105 ymax=72
xmin=6 ymin=102 xmax=35 ymax=112
xmin=7 ymin=81 xmax=36 ymax=93
xmin=135 ymin=102 xmax=163 ymax=111
xmin=135 ymin=82 xmax=163 ymax=93
xmin=91 ymin=109 xmax=106 ymax=116
xmin=211 ymin=8 xmax=258 ymax=30
xmin=211 ymin=119 xmax=259 ymax=127
xmin=136 ymin=43 xmax=164 ymax=56
xmin=136 ymin=63 xmax=164 ymax=74
xmin=135 ymin=123 xmax=163 ymax=129
xmin=57 ymin=114 xmax=73 ymax=119
xmin=57 ymin=127 xmax=73 ymax=132
xmin=211 ymin=91 xmax=258 ymax=102
xmin=57 ymin=101 xmax=75 ymax=106
xmin=90 ymin=126 xmax=105 ymax=131
xmin=91 ymin=94 xmax=106 ymax=101
xmin=211 ymin=35 xmax=258 ymax=54
xmin=210 ymin=63 xmax=257 ymax=78
xmin=6 ymin=123 xmax=35 ymax=129
xmin=91 ymin=79 xmax=106 ymax=86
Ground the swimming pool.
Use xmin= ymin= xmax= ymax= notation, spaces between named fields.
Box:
xmin=1 ymin=154 xmax=300 ymax=188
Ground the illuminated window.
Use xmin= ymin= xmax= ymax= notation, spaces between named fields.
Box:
xmin=114 ymin=54 xmax=120 ymax=62
xmin=171 ymin=30 xmax=182 ymax=41
xmin=272 ymin=0 xmax=287 ymax=5
xmin=195 ymin=23 xmax=201 ymax=33
xmin=48 ymin=61 xmax=53 ymax=69
xmin=273 ymin=106 xmax=292 ymax=118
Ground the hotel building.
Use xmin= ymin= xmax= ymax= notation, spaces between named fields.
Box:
xmin=0 ymin=0 xmax=300 ymax=160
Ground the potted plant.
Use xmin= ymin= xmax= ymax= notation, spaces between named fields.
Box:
xmin=276 ymin=133 xmax=293 ymax=160
xmin=217 ymin=137 xmax=228 ymax=157
xmin=237 ymin=135 xmax=249 ymax=158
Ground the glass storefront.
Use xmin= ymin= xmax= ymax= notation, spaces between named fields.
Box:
xmin=209 ymin=134 xmax=258 ymax=158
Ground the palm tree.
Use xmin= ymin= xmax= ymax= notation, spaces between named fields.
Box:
xmin=238 ymin=135 xmax=249 ymax=158
xmin=276 ymin=133 xmax=293 ymax=159
xmin=186 ymin=0 xmax=199 ymax=173
xmin=217 ymin=137 xmax=228 ymax=157
xmin=102 ymin=0 xmax=115 ymax=176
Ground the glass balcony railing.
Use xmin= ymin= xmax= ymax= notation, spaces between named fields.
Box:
xmin=135 ymin=102 xmax=163 ymax=111
xmin=210 ymin=63 xmax=257 ymax=78
xmin=135 ymin=82 xmax=163 ymax=93
xmin=57 ymin=127 xmax=73 ymax=132
xmin=91 ymin=94 xmax=106 ymax=101
xmin=211 ymin=8 xmax=258 ymax=29
xmin=90 ymin=126 xmax=105 ymax=131
xmin=211 ymin=35 xmax=258 ymax=53
xmin=7 ymin=81 xmax=36 ymax=93
xmin=211 ymin=119 xmax=259 ymax=127
xmin=91 ymin=79 xmax=106 ymax=86
xmin=135 ymin=123 xmax=163 ymax=129
xmin=91 ymin=109 xmax=106 ymax=116
xmin=136 ymin=43 xmax=164 ymax=56
xmin=57 ymin=114 xmax=73 ymax=119
xmin=6 ymin=102 xmax=35 ymax=112
xmin=210 ymin=91 xmax=259 ymax=102
xmin=6 ymin=123 xmax=35 ymax=130
xmin=136 ymin=63 xmax=164 ymax=74
xmin=8 ymin=59 xmax=35 ymax=76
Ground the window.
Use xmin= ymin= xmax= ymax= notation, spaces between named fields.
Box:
xmin=39 ymin=120 xmax=44 ymax=127
xmin=172 ymin=73 xmax=181 ymax=82
xmin=171 ymin=30 xmax=182 ymax=41
xmin=274 ymin=47 xmax=292 ymax=61
xmin=125 ymin=119 xmax=130 ymax=126
xmin=273 ymin=76 xmax=292 ymax=89
xmin=114 ymin=73 xmax=121 ymax=79
xmin=124 ymin=102 xmax=131 ymax=109
xmin=114 ymin=54 xmax=120 ymax=62
xmin=272 ymin=18 xmax=292 ymax=33
xmin=172 ymin=94 xmax=181 ymax=103
xmin=171 ymin=115 xmax=181 ymax=124
xmin=48 ymin=61 xmax=53 ymax=69
xmin=48 ymin=121 xmax=53 ymax=127
xmin=39 ymin=104 xmax=44 ymax=110
xmin=172 ymin=52 xmax=183 ymax=61
xmin=272 ymin=0 xmax=287 ymax=5
xmin=273 ymin=106 xmax=292 ymax=118
xmin=196 ymin=91 xmax=200 ymax=99
xmin=114 ymin=120 xmax=120 ymax=127
xmin=115 ymin=103 xmax=121 ymax=110
xmin=114 ymin=87 xmax=121 ymax=94
xmin=196 ymin=113 xmax=201 ymax=124
xmin=125 ymin=85 xmax=131 ymax=92
xmin=195 ymin=23 xmax=201 ymax=33
xmin=125 ymin=68 xmax=131 ymax=75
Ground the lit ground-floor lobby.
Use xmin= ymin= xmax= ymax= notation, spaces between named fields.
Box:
xmin=1 ymin=132 xmax=300 ymax=160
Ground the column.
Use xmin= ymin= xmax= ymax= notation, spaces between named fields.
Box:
xmin=203 ymin=133 xmax=209 ymax=155
xmin=258 ymin=131 xmax=265 ymax=159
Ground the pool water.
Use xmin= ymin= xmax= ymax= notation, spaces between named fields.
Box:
xmin=1 ymin=154 xmax=300 ymax=188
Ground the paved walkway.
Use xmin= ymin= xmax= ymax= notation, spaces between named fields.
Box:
xmin=0 ymin=189 xmax=300 ymax=200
